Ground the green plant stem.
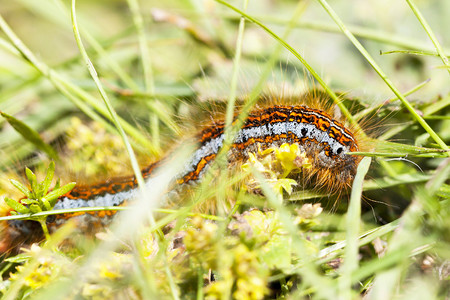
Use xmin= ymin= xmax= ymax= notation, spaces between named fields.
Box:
xmin=215 ymin=0 xmax=360 ymax=130
xmin=71 ymin=0 xmax=144 ymax=189
xmin=405 ymin=0 xmax=450 ymax=77
xmin=218 ymin=14 xmax=450 ymax=56
xmin=196 ymin=267 xmax=204 ymax=300
xmin=0 ymin=207 xmax=224 ymax=222
xmin=423 ymin=115 xmax=450 ymax=120
xmin=224 ymin=0 xmax=248 ymax=141
xmin=380 ymin=49 xmax=449 ymax=57
xmin=316 ymin=0 xmax=449 ymax=155
xmin=349 ymin=151 xmax=448 ymax=158
xmin=354 ymin=79 xmax=430 ymax=121
xmin=0 ymin=15 xmax=156 ymax=153
xmin=126 ymin=0 xmax=162 ymax=152
xmin=38 ymin=218 xmax=51 ymax=240
xmin=71 ymin=0 xmax=163 ymax=240
xmin=127 ymin=0 xmax=154 ymax=93
xmin=338 ymin=157 xmax=371 ymax=299
xmin=164 ymin=262 xmax=180 ymax=300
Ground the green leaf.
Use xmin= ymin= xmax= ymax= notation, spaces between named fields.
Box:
xmin=9 ymin=179 xmax=31 ymax=198
xmin=25 ymin=167 xmax=37 ymax=197
xmin=0 ymin=111 xmax=59 ymax=160
xmin=29 ymin=204 xmax=42 ymax=214
xmin=20 ymin=198 xmax=35 ymax=205
xmin=42 ymin=198 xmax=52 ymax=211
xmin=41 ymin=161 xmax=55 ymax=197
xmin=43 ymin=182 xmax=76 ymax=207
xmin=4 ymin=197 xmax=29 ymax=214
xmin=55 ymin=178 xmax=61 ymax=190
xmin=38 ymin=198 xmax=52 ymax=211
xmin=5 ymin=253 xmax=33 ymax=263
xmin=376 ymin=140 xmax=449 ymax=156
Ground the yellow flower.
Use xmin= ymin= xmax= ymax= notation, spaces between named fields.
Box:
xmin=9 ymin=244 xmax=67 ymax=290
xmin=98 ymin=253 xmax=131 ymax=280
xmin=241 ymin=143 xmax=309 ymax=197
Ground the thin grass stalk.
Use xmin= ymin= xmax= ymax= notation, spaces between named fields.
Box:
xmin=218 ymin=14 xmax=450 ymax=56
xmin=0 ymin=15 xmax=156 ymax=153
xmin=215 ymin=0 xmax=360 ymax=130
xmin=224 ymin=0 xmax=248 ymax=139
xmin=380 ymin=49 xmax=450 ymax=57
xmin=127 ymin=0 xmax=155 ymax=93
xmin=405 ymin=0 xmax=450 ymax=77
xmin=354 ymin=79 xmax=430 ymax=121
xmin=338 ymin=157 xmax=371 ymax=299
xmin=202 ymin=0 xmax=312 ymax=204
xmin=252 ymin=167 xmax=337 ymax=299
xmin=71 ymin=0 xmax=146 ymax=196
xmin=316 ymin=0 xmax=449 ymax=154
xmin=126 ymin=0 xmax=162 ymax=152
xmin=40 ymin=0 xmax=141 ymax=90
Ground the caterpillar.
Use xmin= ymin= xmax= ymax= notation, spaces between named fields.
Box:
xmin=3 ymin=94 xmax=366 ymax=250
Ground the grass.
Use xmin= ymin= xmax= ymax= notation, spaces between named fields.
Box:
xmin=0 ymin=0 xmax=449 ymax=299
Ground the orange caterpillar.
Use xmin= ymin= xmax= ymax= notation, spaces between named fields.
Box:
xmin=3 ymin=93 xmax=367 ymax=250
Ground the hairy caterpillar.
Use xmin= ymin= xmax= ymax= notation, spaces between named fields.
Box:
xmin=3 ymin=93 xmax=367 ymax=251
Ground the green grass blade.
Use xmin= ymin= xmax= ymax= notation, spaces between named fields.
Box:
xmin=215 ymin=0 xmax=360 ymax=130
xmin=380 ymin=49 xmax=449 ymax=57
xmin=338 ymin=157 xmax=371 ymax=299
xmin=316 ymin=0 xmax=449 ymax=154
xmin=70 ymin=0 xmax=146 ymax=196
xmin=405 ymin=0 xmax=450 ymax=77
xmin=126 ymin=0 xmax=154 ymax=93
xmin=220 ymin=15 xmax=450 ymax=56
xmin=0 ymin=14 xmax=156 ymax=153
xmin=44 ymin=182 xmax=76 ymax=207
xmin=4 ymin=197 xmax=29 ymax=214
xmin=10 ymin=179 xmax=31 ymax=198
xmin=224 ymin=0 xmax=248 ymax=140
xmin=41 ymin=161 xmax=55 ymax=197
xmin=0 ymin=111 xmax=59 ymax=160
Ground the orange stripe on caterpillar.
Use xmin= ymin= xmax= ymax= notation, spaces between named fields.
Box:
xmin=56 ymin=104 xmax=360 ymax=210
xmin=181 ymin=105 xmax=360 ymax=189
xmin=7 ymin=103 xmax=363 ymax=236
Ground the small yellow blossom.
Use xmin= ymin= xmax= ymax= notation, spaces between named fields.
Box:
xmin=9 ymin=244 xmax=67 ymax=290
xmin=184 ymin=216 xmax=219 ymax=268
xmin=241 ymin=143 xmax=310 ymax=197
xmin=98 ymin=253 xmax=131 ymax=280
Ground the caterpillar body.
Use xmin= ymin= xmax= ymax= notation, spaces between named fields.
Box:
xmin=4 ymin=98 xmax=365 ymax=250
